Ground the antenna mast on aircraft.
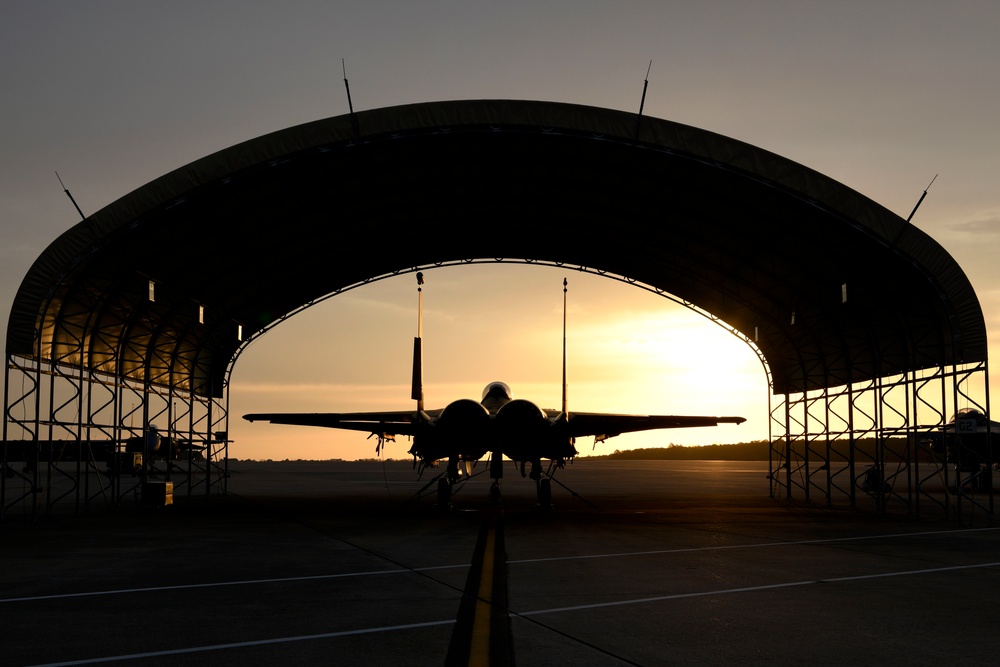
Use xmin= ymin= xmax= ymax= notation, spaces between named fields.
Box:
xmin=411 ymin=272 xmax=425 ymax=412
xmin=562 ymin=277 xmax=569 ymax=416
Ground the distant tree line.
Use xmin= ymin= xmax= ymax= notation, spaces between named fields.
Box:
xmin=580 ymin=438 xmax=909 ymax=461
xmin=231 ymin=438 xmax=913 ymax=463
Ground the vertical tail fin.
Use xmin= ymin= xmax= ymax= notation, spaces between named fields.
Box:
xmin=561 ymin=277 xmax=568 ymax=416
xmin=411 ymin=337 xmax=423 ymax=408
xmin=411 ymin=272 xmax=425 ymax=411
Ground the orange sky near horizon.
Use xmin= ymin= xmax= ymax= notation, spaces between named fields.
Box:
xmin=229 ymin=264 xmax=768 ymax=460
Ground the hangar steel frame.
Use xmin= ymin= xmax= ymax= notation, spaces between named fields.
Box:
xmin=2 ymin=260 xmax=992 ymax=522
xmin=2 ymin=100 xmax=992 ymax=522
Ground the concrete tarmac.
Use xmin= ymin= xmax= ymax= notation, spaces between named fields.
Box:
xmin=2 ymin=460 xmax=998 ymax=666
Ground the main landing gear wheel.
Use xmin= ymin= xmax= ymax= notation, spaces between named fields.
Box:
xmin=537 ymin=477 xmax=552 ymax=509
xmin=490 ymin=453 xmax=504 ymax=480
xmin=437 ymin=478 xmax=452 ymax=508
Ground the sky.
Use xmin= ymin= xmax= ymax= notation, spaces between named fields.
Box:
xmin=2 ymin=2 xmax=999 ymax=461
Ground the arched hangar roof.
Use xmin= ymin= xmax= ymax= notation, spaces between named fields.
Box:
xmin=7 ymin=100 xmax=986 ymax=398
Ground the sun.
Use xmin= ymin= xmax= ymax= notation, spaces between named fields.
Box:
xmin=563 ymin=297 xmax=768 ymax=448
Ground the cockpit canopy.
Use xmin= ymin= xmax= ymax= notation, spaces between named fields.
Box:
xmin=951 ymin=408 xmax=986 ymax=425
xmin=482 ymin=381 xmax=512 ymax=402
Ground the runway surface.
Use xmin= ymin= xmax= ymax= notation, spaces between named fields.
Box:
xmin=2 ymin=460 xmax=998 ymax=666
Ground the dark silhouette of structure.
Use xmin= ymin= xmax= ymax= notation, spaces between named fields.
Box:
xmin=3 ymin=100 xmax=991 ymax=520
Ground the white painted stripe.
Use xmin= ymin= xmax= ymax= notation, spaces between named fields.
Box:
xmin=1 ymin=563 xmax=469 ymax=604
xmin=515 ymin=560 xmax=1000 ymax=617
xmin=26 ymin=561 xmax=1000 ymax=665
xmin=29 ymin=619 xmax=457 ymax=667
xmin=9 ymin=526 xmax=995 ymax=604
xmin=508 ymin=526 xmax=1000 ymax=565
xmin=18 ymin=527 xmax=999 ymax=664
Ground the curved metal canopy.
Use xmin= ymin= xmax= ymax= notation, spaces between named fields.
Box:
xmin=7 ymin=100 xmax=987 ymax=398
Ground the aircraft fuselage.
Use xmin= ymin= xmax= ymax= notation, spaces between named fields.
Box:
xmin=408 ymin=381 xmax=577 ymax=472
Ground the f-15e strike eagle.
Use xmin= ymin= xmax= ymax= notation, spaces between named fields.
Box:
xmin=244 ymin=274 xmax=745 ymax=506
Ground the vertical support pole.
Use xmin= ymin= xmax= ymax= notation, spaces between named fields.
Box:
xmin=939 ymin=363 xmax=949 ymax=519
xmin=76 ymin=351 xmax=85 ymax=513
xmin=910 ymin=369 xmax=920 ymax=519
xmin=805 ymin=393 xmax=812 ymax=494
xmin=112 ymin=369 xmax=122 ymax=507
xmin=767 ymin=391 xmax=776 ymax=498
xmin=186 ymin=390 xmax=194 ymax=500
xmin=165 ymin=391 xmax=173 ymax=487
xmin=141 ymin=381 xmax=150 ymax=493
xmin=205 ymin=378 xmax=213 ymax=499
xmin=904 ymin=371 xmax=915 ymax=513
xmin=874 ymin=375 xmax=885 ymax=514
xmin=2 ymin=356 xmax=9 ymax=519
xmin=222 ymin=384 xmax=230 ymax=495
xmin=847 ymin=381 xmax=856 ymax=509
xmin=784 ymin=396 xmax=792 ymax=499
xmin=950 ymin=369 xmax=961 ymax=522
xmin=32 ymin=346 xmax=43 ymax=521
xmin=44 ymin=360 xmax=55 ymax=515
xmin=986 ymin=361 xmax=994 ymax=525
xmin=823 ymin=388 xmax=833 ymax=505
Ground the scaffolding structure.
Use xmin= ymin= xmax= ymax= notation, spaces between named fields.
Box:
xmin=769 ymin=361 xmax=993 ymax=523
xmin=2 ymin=352 xmax=228 ymax=520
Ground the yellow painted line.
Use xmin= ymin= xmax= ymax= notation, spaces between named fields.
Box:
xmin=468 ymin=516 xmax=497 ymax=666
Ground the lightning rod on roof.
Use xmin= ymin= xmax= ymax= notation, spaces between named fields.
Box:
xmin=55 ymin=171 xmax=86 ymax=221
xmin=634 ymin=60 xmax=652 ymax=140
xmin=342 ymin=58 xmax=361 ymax=140
xmin=905 ymin=173 xmax=938 ymax=223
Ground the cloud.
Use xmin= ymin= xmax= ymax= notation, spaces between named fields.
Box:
xmin=949 ymin=212 xmax=1000 ymax=236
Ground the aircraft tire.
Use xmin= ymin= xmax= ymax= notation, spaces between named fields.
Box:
xmin=538 ymin=478 xmax=552 ymax=508
xmin=437 ymin=478 xmax=451 ymax=507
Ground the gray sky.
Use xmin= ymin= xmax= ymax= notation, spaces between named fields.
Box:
xmin=2 ymin=2 xmax=998 ymax=459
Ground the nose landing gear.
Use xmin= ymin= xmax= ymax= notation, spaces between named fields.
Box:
xmin=489 ymin=451 xmax=503 ymax=504
xmin=536 ymin=477 xmax=552 ymax=509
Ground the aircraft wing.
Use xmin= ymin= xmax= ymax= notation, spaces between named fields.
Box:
xmin=564 ymin=413 xmax=745 ymax=443
xmin=243 ymin=410 xmax=433 ymax=436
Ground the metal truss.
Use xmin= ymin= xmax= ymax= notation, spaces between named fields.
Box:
xmin=769 ymin=361 xmax=993 ymax=523
xmin=2 ymin=353 xmax=228 ymax=520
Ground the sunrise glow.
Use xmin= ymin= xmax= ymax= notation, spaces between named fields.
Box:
xmin=230 ymin=265 xmax=769 ymax=460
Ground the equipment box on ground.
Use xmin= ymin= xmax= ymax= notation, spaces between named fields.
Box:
xmin=142 ymin=481 xmax=173 ymax=507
